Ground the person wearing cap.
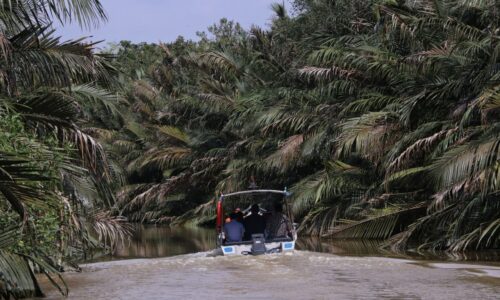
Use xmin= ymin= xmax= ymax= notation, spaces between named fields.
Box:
xmin=223 ymin=212 xmax=245 ymax=242
xmin=242 ymin=204 xmax=266 ymax=240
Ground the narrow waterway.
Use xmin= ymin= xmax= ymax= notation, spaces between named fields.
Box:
xmin=38 ymin=225 xmax=500 ymax=299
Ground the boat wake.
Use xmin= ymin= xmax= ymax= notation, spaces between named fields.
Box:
xmin=39 ymin=251 xmax=500 ymax=300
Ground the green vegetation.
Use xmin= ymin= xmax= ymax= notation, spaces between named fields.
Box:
xmin=104 ymin=0 xmax=500 ymax=254
xmin=0 ymin=0 xmax=130 ymax=298
xmin=2 ymin=0 xmax=500 ymax=297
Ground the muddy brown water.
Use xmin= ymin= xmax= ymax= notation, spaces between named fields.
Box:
xmin=37 ymin=225 xmax=500 ymax=300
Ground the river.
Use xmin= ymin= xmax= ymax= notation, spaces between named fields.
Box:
xmin=37 ymin=225 xmax=500 ymax=299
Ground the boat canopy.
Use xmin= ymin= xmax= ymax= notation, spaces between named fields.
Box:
xmin=216 ymin=188 xmax=293 ymax=234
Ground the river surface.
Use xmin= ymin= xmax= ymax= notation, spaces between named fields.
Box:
xmin=38 ymin=225 xmax=500 ymax=299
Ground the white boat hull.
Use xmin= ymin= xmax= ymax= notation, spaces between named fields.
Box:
xmin=221 ymin=240 xmax=295 ymax=255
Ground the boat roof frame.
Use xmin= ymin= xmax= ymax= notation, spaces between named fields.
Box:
xmin=219 ymin=189 xmax=291 ymax=201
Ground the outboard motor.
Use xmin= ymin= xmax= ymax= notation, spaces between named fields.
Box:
xmin=250 ymin=234 xmax=266 ymax=255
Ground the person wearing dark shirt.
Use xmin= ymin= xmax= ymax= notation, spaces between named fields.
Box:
xmin=243 ymin=204 xmax=266 ymax=240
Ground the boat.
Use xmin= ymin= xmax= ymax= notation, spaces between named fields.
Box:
xmin=215 ymin=188 xmax=297 ymax=255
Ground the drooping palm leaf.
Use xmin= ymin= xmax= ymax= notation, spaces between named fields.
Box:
xmin=324 ymin=203 xmax=427 ymax=239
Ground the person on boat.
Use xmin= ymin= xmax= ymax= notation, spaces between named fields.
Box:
xmin=234 ymin=207 xmax=244 ymax=223
xmin=224 ymin=212 xmax=245 ymax=242
xmin=242 ymin=204 xmax=266 ymax=240
xmin=265 ymin=202 xmax=292 ymax=240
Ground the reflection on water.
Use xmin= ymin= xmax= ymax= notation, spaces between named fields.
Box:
xmin=298 ymin=237 xmax=500 ymax=262
xmin=106 ymin=225 xmax=500 ymax=263
xmin=296 ymin=236 xmax=385 ymax=256
xmin=112 ymin=225 xmax=217 ymax=259
xmin=107 ymin=225 xmax=386 ymax=261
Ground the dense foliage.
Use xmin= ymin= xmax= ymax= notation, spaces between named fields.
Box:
xmin=0 ymin=0 xmax=130 ymax=298
xmin=101 ymin=0 xmax=500 ymax=254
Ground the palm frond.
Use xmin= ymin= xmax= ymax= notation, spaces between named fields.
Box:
xmin=140 ymin=147 xmax=192 ymax=170
xmin=299 ymin=66 xmax=359 ymax=82
xmin=198 ymin=51 xmax=240 ymax=77
xmin=70 ymin=84 xmax=123 ymax=118
xmin=9 ymin=27 xmax=113 ymax=91
xmin=1 ymin=0 xmax=107 ymax=28
xmin=387 ymin=128 xmax=456 ymax=173
xmin=156 ymin=126 xmax=190 ymax=145
xmin=430 ymin=136 xmax=500 ymax=190
xmin=336 ymin=112 xmax=397 ymax=161
xmin=0 ymin=227 xmax=67 ymax=298
xmin=324 ymin=203 xmax=427 ymax=239
xmin=0 ymin=249 xmax=39 ymax=298
xmin=0 ymin=151 xmax=57 ymax=219
xmin=91 ymin=212 xmax=132 ymax=252
xmin=264 ymin=134 xmax=304 ymax=172
xmin=271 ymin=2 xmax=287 ymax=19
